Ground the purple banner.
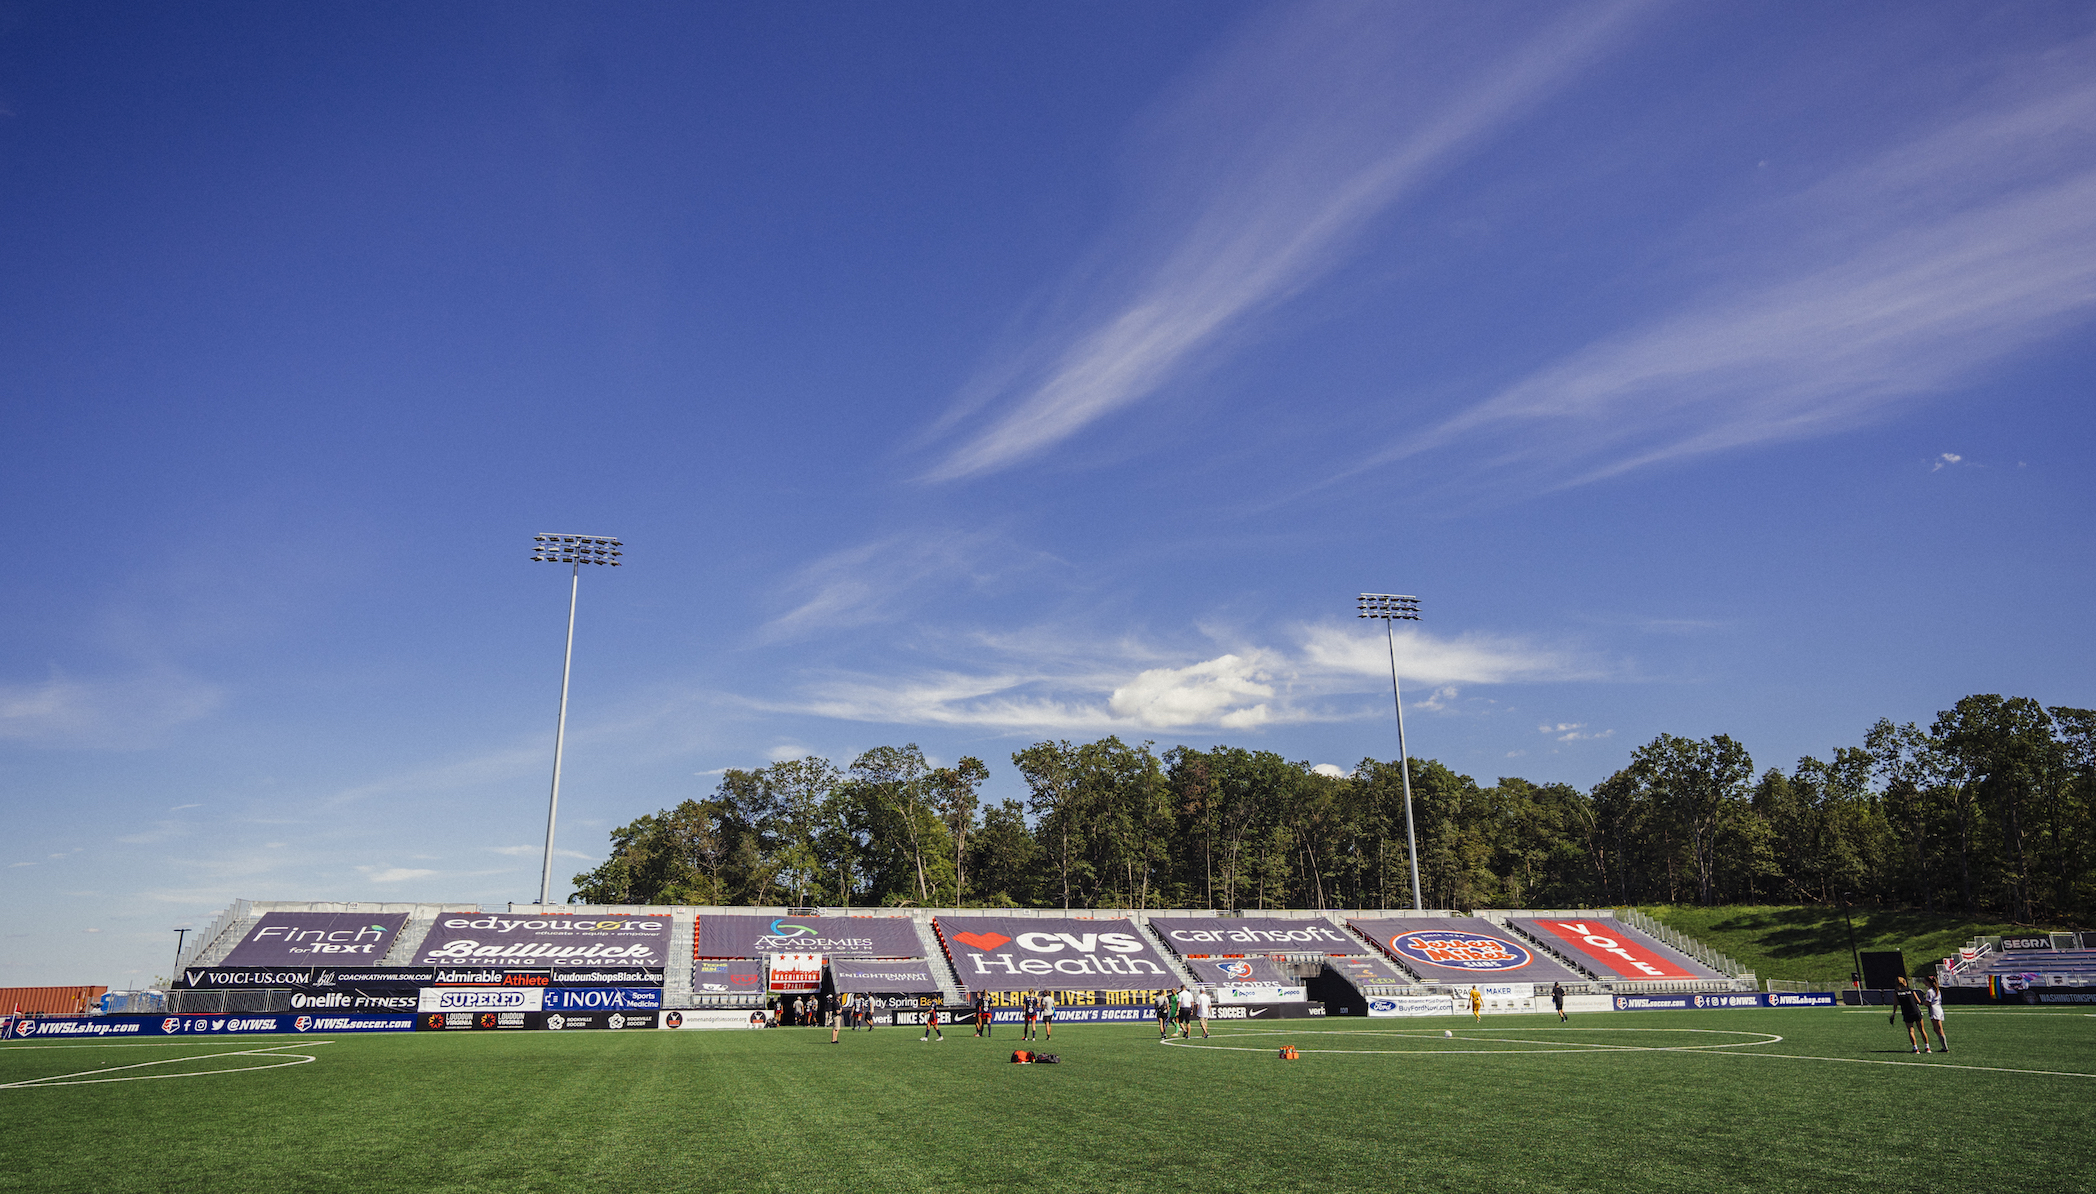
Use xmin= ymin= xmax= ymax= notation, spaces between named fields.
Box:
xmin=829 ymin=959 xmax=943 ymax=993
xmin=1187 ymin=956 xmax=1293 ymax=984
xmin=693 ymin=959 xmax=765 ymax=994
xmin=415 ymin=913 xmax=671 ymax=968
xmin=934 ymin=917 xmax=1177 ymax=991
xmin=1348 ymin=917 xmax=1583 ymax=981
xmin=695 ymin=914 xmax=924 ymax=958
xmin=1153 ymin=918 xmax=1367 ymax=956
xmin=1327 ymin=954 xmax=1413 ymax=986
xmin=221 ymin=913 xmax=409 ymax=965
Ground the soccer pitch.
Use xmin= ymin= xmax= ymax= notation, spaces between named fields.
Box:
xmin=4 ymin=1009 xmax=2092 ymax=1193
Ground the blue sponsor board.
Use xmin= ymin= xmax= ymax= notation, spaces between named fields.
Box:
xmin=1612 ymin=993 xmax=1698 ymax=1011
xmin=1764 ymin=992 xmax=1839 ymax=1008
xmin=541 ymin=987 xmax=661 ymax=1011
xmin=5 ymin=1014 xmax=413 ymax=1038
xmin=1612 ymin=992 xmax=1840 ymax=1011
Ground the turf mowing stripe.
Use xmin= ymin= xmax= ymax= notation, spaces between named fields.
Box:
xmin=0 ymin=1043 xmax=332 ymax=1089
xmin=1667 ymin=1048 xmax=2096 ymax=1079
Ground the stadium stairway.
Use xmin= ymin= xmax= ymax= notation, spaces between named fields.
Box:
xmin=661 ymin=908 xmax=698 ymax=1008
xmin=1131 ymin=915 xmax=1204 ymax=989
xmin=1484 ymin=913 xmax=1603 ymax=983
xmin=910 ymin=912 xmax=968 ymax=1004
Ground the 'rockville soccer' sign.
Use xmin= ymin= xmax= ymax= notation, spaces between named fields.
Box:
xmin=414 ymin=914 xmax=671 ymax=968
xmin=933 ymin=917 xmax=1178 ymax=991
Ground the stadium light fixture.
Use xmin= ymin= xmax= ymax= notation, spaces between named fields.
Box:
xmin=1357 ymin=593 xmax=1425 ymax=912
xmin=530 ymin=533 xmax=624 ymax=906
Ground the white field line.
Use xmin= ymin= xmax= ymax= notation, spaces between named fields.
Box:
xmin=0 ymin=1043 xmax=332 ymax=1089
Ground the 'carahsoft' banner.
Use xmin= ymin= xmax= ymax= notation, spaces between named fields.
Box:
xmin=697 ymin=915 xmax=925 ymax=958
xmin=415 ymin=913 xmax=671 ymax=968
xmin=934 ymin=917 xmax=1177 ymax=991
xmin=1153 ymin=918 xmax=1367 ymax=956
xmin=221 ymin=913 xmax=410 ymax=965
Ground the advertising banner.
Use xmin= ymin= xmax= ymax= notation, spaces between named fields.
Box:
xmin=1367 ymin=995 xmax=1457 ymax=1017
xmin=543 ymin=1010 xmax=658 ymax=1030
xmin=1325 ymin=954 xmax=1412 ymax=987
xmin=541 ymin=987 xmax=662 ymax=1011
xmin=221 ymin=913 xmax=410 ymax=966
xmin=1690 ymin=992 xmax=1767 ymax=1009
xmin=1519 ymin=919 xmax=1703 ymax=980
xmin=1152 ymin=918 xmax=1367 ymax=956
xmin=430 ymin=968 xmax=552 ymax=987
xmin=1187 ymin=956 xmax=1293 ymax=985
xmin=415 ymin=913 xmax=671 ymax=969
xmin=1765 ymin=992 xmax=1839 ymax=1008
xmin=933 ymin=917 xmax=1178 ymax=991
xmin=694 ymin=959 xmax=765 ymax=994
xmin=698 ymin=914 xmax=925 ymax=959
xmin=416 ymin=987 xmax=546 ymax=1014
xmin=180 ymin=967 xmax=324 ymax=989
xmin=1999 ymin=933 xmax=2054 ymax=951
xmin=1349 ymin=918 xmax=1580 ymax=981
xmin=1210 ymin=984 xmax=1309 ymax=1004
xmin=767 ymin=953 xmax=824 ymax=993
xmin=286 ymin=988 xmax=418 ymax=1013
xmin=6 ymin=1014 xmax=413 ymax=1038
xmin=828 ymin=960 xmax=942 ymax=993
xmin=658 ymin=1010 xmax=768 ymax=1030
xmin=1612 ymin=993 xmax=1697 ymax=1011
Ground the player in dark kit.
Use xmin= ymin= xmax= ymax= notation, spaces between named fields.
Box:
xmin=1551 ymin=982 xmax=1567 ymax=1023
xmin=827 ymin=992 xmax=841 ymax=1043
xmin=1893 ymin=976 xmax=1928 ymax=1053
xmin=920 ymin=1006 xmax=943 ymax=1043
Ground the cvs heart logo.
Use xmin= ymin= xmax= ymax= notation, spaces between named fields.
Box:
xmin=954 ymin=931 xmax=1011 ymax=951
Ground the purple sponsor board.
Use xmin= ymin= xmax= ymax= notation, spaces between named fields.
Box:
xmin=1153 ymin=918 xmax=1366 ymax=956
xmin=693 ymin=959 xmax=765 ymax=994
xmin=1187 ymin=956 xmax=1292 ymax=985
xmin=1327 ymin=954 xmax=1413 ymax=986
xmin=1348 ymin=917 xmax=1583 ymax=981
xmin=934 ymin=917 xmax=1177 ymax=992
xmin=221 ymin=913 xmax=409 ymax=965
xmin=829 ymin=959 xmax=943 ymax=993
xmin=415 ymin=913 xmax=671 ymax=968
xmin=5 ymin=1014 xmax=415 ymax=1038
xmin=696 ymin=915 xmax=924 ymax=959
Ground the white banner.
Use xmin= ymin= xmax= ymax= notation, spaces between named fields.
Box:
xmin=767 ymin=952 xmax=823 ymax=993
xmin=1367 ymin=995 xmax=1457 ymax=1017
xmin=1211 ymin=984 xmax=1308 ymax=1005
xmin=416 ymin=987 xmax=545 ymax=1013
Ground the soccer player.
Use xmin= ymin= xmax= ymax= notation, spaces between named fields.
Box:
xmin=1040 ymin=991 xmax=1055 ymax=1040
xmin=1921 ymin=975 xmax=1949 ymax=1052
xmin=1156 ymin=989 xmax=1172 ymax=1038
xmin=1469 ymin=985 xmax=1483 ymax=1023
xmin=1893 ymin=976 xmax=1928 ymax=1053
xmin=1023 ymin=990 xmax=1039 ymax=1041
xmin=1194 ymin=986 xmax=1211 ymax=1038
xmin=920 ymin=1005 xmax=943 ymax=1043
xmin=1551 ymin=981 xmax=1567 ymax=1023
xmin=972 ymin=989 xmax=986 ymax=1037
xmin=828 ymin=992 xmax=841 ymax=1044
xmin=1177 ymin=986 xmax=1193 ymax=1038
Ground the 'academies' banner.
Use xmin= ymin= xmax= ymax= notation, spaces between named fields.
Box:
xmin=221 ymin=913 xmax=410 ymax=965
xmin=697 ymin=915 xmax=926 ymax=958
xmin=1348 ymin=918 xmax=1581 ymax=981
xmin=416 ymin=914 xmax=671 ymax=968
xmin=934 ymin=917 xmax=1177 ymax=991
xmin=1153 ymin=918 xmax=1368 ymax=956
xmin=1516 ymin=920 xmax=1702 ymax=980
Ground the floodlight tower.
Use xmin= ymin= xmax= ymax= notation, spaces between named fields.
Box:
xmin=1357 ymin=593 xmax=1424 ymax=912
xmin=530 ymin=533 xmax=623 ymax=906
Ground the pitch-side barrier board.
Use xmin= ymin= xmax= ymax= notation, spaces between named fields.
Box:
xmin=4 ymin=1014 xmax=416 ymax=1039
xmin=888 ymin=1003 xmax=1325 ymax=1026
xmin=177 ymin=966 xmax=663 ymax=989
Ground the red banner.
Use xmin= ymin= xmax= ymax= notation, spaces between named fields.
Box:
xmin=1526 ymin=920 xmax=1698 ymax=980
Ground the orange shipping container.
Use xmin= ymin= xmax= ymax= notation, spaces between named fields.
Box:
xmin=0 ymin=986 xmax=109 ymax=1015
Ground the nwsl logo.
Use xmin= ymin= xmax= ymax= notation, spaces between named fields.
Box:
xmin=1389 ymin=931 xmax=1533 ymax=971
xmin=1218 ymin=961 xmax=1255 ymax=981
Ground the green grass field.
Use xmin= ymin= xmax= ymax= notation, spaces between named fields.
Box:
xmin=1638 ymin=904 xmax=2048 ymax=984
xmin=5 ymin=1008 xmax=2093 ymax=1193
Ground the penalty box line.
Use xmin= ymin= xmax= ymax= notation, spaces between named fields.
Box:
xmin=0 ymin=1042 xmax=334 ymax=1089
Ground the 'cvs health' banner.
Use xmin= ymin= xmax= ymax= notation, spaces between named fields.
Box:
xmin=934 ymin=917 xmax=1176 ymax=991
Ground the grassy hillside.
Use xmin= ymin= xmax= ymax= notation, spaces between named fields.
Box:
xmin=1634 ymin=904 xmax=2055 ymax=984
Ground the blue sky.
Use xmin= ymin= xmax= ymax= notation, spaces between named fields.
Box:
xmin=4 ymin=2 xmax=2092 ymax=987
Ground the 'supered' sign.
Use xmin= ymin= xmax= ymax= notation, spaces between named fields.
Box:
xmin=934 ymin=917 xmax=1177 ymax=991
xmin=417 ymin=987 xmax=546 ymax=1013
xmin=1523 ymin=920 xmax=1700 ymax=980
xmin=415 ymin=914 xmax=670 ymax=968
xmin=221 ymin=914 xmax=409 ymax=965
xmin=1155 ymin=918 xmax=1367 ymax=955
xmin=697 ymin=915 xmax=924 ymax=958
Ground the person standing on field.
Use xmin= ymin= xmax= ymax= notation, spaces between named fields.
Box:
xmin=828 ymin=991 xmax=841 ymax=1043
xmin=920 ymin=1004 xmax=943 ymax=1043
xmin=1469 ymin=985 xmax=1483 ymax=1023
xmin=1551 ymin=982 xmax=1567 ymax=1023
xmin=1156 ymin=989 xmax=1172 ymax=1038
xmin=1921 ymin=975 xmax=1949 ymax=1052
xmin=1194 ymin=986 xmax=1212 ymax=1038
xmin=1893 ymin=976 xmax=1929 ymax=1053
xmin=1039 ymin=991 xmax=1055 ymax=1040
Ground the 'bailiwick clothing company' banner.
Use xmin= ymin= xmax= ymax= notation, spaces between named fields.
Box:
xmin=933 ymin=917 xmax=1178 ymax=991
xmin=696 ymin=915 xmax=925 ymax=958
xmin=220 ymin=913 xmax=410 ymax=965
xmin=1154 ymin=918 xmax=1367 ymax=956
xmin=414 ymin=913 xmax=671 ymax=969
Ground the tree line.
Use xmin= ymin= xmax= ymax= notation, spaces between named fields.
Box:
xmin=570 ymin=693 xmax=2095 ymax=923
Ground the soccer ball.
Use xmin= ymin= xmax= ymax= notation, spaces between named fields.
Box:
xmin=1444 ymin=1030 xmax=1453 ymax=1038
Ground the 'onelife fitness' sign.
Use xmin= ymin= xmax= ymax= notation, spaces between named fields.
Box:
xmin=221 ymin=913 xmax=410 ymax=965
xmin=934 ymin=917 xmax=1176 ymax=991
xmin=415 ymin=914 xmax=671 ymax=968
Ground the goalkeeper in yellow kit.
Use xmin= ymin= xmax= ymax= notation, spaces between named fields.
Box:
xmin=1468 ymin=985 xmax=1483 ymax=1022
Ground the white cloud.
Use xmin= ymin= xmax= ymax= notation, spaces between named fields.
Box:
xmin=758 ymin=529 xmax=1054 ymax=643
xmin=760 ymin=621 xmax=1597 ymax=735
xmin=1541 ymin=722 xmax=1614 ymax=742
xmin=168 ymin=803 xmax=202 ymax=812
xmin=0 ymin=669 xmax=222 ymax=749
xmin=766 ymin=744 xmax=816 ymax=762
xmin=1311 ymin=763 xmax=1351 ymax=778
xmin=485 ymin=845 xmax=590 ymax=860
xmin=922 ymin=0 xmax=1654 ymax=481
xmin=1379 ymin=49 xmax=2096 ymax=490
xmin=358 ymin=866 xmax=438 ymax=884
xmin=1931 ymin=452 xmax=1965 ymax=471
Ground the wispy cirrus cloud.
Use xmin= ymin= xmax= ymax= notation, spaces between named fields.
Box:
xmin=757 ymin=529 xmax=1059 ymax=643
xmin=0 ymin=668 xmax=222 ymax=749
xmin=757 ymin=621 xmax=1597 ymax=734
xmin=920 ymin=0 xmax=1655 ymax=482
xmin=1377 ymin=46 xmax=2096 ymax=490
